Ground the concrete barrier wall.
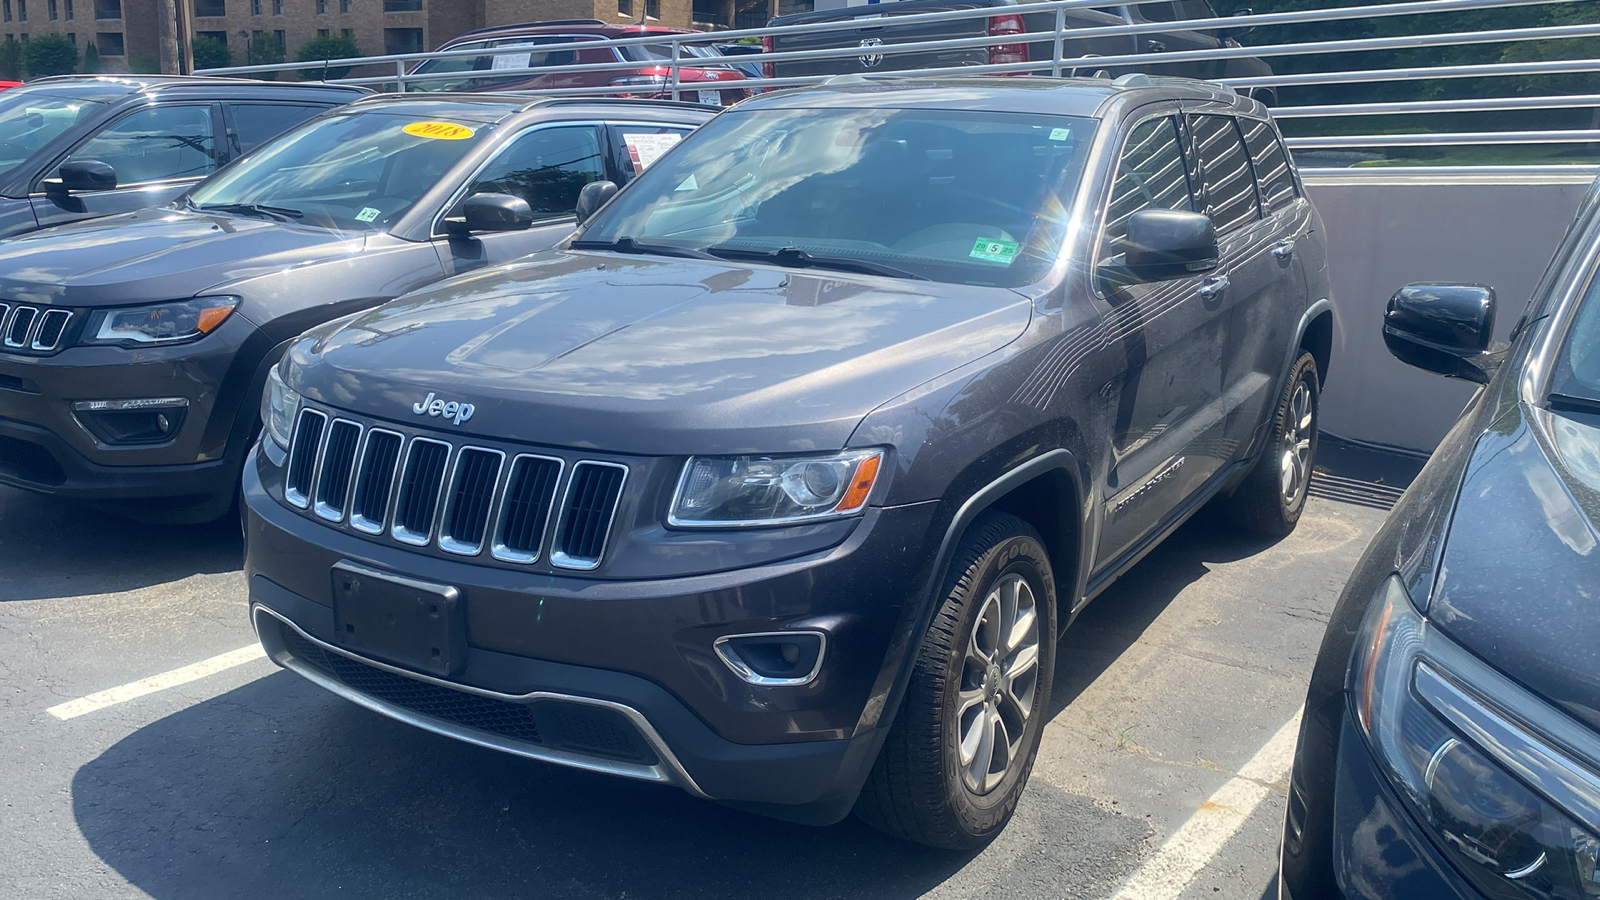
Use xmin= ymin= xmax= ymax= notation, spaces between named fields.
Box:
xmin=1302 ymin=168 xmax=1597 ymax=454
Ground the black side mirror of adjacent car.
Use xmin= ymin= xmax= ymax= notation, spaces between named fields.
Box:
xmin=45 ymin=159 xmax=118 ymax=195
xmin=445 ymin=192 xmax=534 ymax=235
xmin=1384 ymin=283 xmax=1501 ymax=384
xmin=1121 ymin=209 xmax=1219 ymax=281
xmin=575 ymin=180 xmax=619 ymax=226
xmin=1219 ymin=8 xmax=1254 ymax=39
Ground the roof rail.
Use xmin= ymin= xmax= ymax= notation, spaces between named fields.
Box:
xmin=1111 ymin=72 xmax=1237 ymax=97
xmin=456 ymin=18 xmax=607 ymax=38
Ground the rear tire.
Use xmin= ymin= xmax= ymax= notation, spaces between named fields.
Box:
xmin=1224 ymin=351 xmax=1320 ymax=536
xmin=855 ymin=511 xmax=1056 ymax=849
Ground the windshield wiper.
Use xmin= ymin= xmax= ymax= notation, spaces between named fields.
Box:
xmin=195 ymin=202 xmax=304 ymax=222
xmin=705 ymin=246 xmax=928 ymax=281
xmin=569 ymin=236 xmax=719 ymax=261
xmin=1548 ymin=391 xmax=1600 ymax=416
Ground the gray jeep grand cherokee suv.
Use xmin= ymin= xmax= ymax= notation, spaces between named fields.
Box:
xmin=244 ymin=75 xmax=1334 ymax=848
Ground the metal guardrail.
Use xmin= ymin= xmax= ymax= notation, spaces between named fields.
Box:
xmin=195 ymin=0 xmax=1600 ymax=158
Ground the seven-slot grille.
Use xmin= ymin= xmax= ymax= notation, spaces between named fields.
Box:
xmin=283 ymin=407 xmax=626 ymax=569
xmin=0 ymin=303 xmax=73 ymax=352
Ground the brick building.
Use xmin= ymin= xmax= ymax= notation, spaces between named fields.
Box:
xmin=1 ymin=0 xmax=780 ymax=75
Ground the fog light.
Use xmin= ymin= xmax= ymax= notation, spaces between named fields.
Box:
xmin=714 ymin=631 xmax=826 ymax=686
xmin=72 ymin=397 xmax=188 ymax=445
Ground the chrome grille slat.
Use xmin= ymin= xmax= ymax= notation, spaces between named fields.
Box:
xmin=284 ymin=409 xmax=329 ymax=509
xmin=438 ymin=447 xmax=505 ymax=556
xmin=550 ymin=461 xmax=628 ymax=571
xmin=349 ymin=428 xmax=404 ymax=534
xmin=31 ymin=309 xmax=72 ymax=351
xmin=281 ymin=406 xmax=626 ymax=570
xmin=313 ymin=419 xmax=363 ymax=522
xmin=5 ymin=306 xmax=38 ymax=348
xmin=391 ymin=438 xmax=452 ymax=546
xmin=490 ymin=454 xmax=564 ymax=564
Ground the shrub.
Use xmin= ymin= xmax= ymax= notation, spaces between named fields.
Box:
xmin=0 ymin=39 xmax=21 ymax=80
xmin=294 ymin=34 xmax=360 ymax=80
xmin=191 ymin=35 xmax=231 ymax=71
xmin=246 ymin=32 xmax=285 ymax=80
xmin=24 ymin=33 xmax=78 ymax=78
xmin=82 ymin=40 xmax=100 ymax=74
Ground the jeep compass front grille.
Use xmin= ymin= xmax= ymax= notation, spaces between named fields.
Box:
xmin=0 ymin=303 xmax=74 ymax=353
xmin=283 ymin=407 xmax=628 ymax=570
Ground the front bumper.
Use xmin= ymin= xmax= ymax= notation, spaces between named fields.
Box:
xmin=0 ymin=313 xmax=258 ymax=503
xmin=243 ymin=447 xmax=941 ymax=817
xmin=1327 ymin=711 xmax=1487 ymax=899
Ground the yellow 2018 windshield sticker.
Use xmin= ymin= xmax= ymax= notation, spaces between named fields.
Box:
xmin=403 ymin=121 xmax=475 ymax=140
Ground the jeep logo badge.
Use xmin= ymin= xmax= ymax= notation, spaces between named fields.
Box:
xmin=412 ymin=392 xmax=475 ymax=425
xmin=858 ymin=38 xmax=884 ymax=68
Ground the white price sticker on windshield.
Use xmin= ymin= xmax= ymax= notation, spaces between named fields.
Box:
xmin=622 ymin=132 xmax=683 ymax=172
xmin=356 ymin=207 xmax=381 ymax=223
xmin=1049 ymin=127 xmax=1071 ymax=141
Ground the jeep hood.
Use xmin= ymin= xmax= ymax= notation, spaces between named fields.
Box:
xmin=0 ymin=207 xmax=367 ymax=307
xmin=288 ymin=251 xmax=1033 ymax=456
xmin=1429 ymin=405 xmax=1600 ymax=731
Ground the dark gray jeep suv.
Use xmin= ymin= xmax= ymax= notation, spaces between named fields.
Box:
xmin=0 ymin=75 xmax=367 ymax=239
xmin=0 ymin=94 xmax=710 ymax=521
xmin=244 ymin=75 xmax=1333 ymax=847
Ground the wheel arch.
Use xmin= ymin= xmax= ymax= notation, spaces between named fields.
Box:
xmin=1299 ymin=301 xmax=1334 ymax=387
xmin=932 ymin=449 xmax=1089 ymax=639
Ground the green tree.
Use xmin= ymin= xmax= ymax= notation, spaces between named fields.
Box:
xmin=0 ymin=39 xmax=21 ymax=80
xmin=24 ymin=33 xmax=78 ymax=77
xmin=246 ymin=32 xmax=285 ymax=80
xmin=190 ymin=35 xmax=231 ymax=71
xmin=81 ymin=40 xmax=100 ymax=74
xmin=294 ymin=34 xmax=360 ymax=80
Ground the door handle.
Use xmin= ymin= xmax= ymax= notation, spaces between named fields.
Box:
xmin=1145 ymin=39 xmax=1167 ymax=52
xmin=1272 ymin=239 xmax=1296 ymax=260
xmin=1197 ymin=275 xmax=1230 ymax=300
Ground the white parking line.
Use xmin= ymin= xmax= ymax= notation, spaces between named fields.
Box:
xmin=47 ymin=644 xmax=268 ymax=721
xmin=1109 ymin=708 xmax=1304 ymax=900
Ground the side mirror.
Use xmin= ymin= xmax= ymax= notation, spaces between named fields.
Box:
xmin=1122 ymin=209 xmax=1219 ymax=281
xmin=1219 ymin=7 xmax=1254 ymax=39
xmin=47 ymin=159 xmax=118 ymax=195
xmin=1383 ymin=283 xmax=1499 ymax=384
xmin=575 ymin=180 xmax=618 ymax=226
xmin=445 ymin=192 xmax=533 ymax=235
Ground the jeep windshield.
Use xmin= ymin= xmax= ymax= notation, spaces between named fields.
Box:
xmin=0 ymin=91 xmax=106 ymax=181
xmin=1550 ymin=259 xmax=1600 ymax=412
xmin=577 ymin=107 xmax=1096 ymax=287
xmin=187 ymin=111 xmax=492 ymax=232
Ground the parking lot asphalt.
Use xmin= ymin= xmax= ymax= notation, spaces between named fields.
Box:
xmin=0 ymin=440 xmax=1417 ymax=900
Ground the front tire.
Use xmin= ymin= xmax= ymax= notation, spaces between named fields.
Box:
xmin=1225 ymin=350 xmax=1320 ymax=535
xmin=855 ymin=511 xmax=1057 ymax=849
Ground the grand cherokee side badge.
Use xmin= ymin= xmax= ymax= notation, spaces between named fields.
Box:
xmin=412 ymin=392 xmax=475 ymax=425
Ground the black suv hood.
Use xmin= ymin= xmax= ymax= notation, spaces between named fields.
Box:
xmin=1430 ymin=404 xmax=1600 ymax=731
xmin=0 ymin=208 xmax=366 ymax=307
xmin=288 ymin=251 xmax=1033 ymax=456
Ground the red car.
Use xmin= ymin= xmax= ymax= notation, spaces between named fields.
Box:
xmin=0 ymin=81 xmax=22 ymax=92
xmin=407 ymin=19 xmax=748 ymax=106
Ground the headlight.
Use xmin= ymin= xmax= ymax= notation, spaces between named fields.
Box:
xmin=669 ymin=449 xmax=884 ymax=527
xmin=1350 ymin=576 xmax=1600 ymax=899
xmin=260 ymin=363 xmax=300 ymax=451
xmin=81 ymin=297 xmax=239 ymax=346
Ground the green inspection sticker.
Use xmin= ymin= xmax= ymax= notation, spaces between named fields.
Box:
xmin=970 ymin=237 xmax=1019 ymax=264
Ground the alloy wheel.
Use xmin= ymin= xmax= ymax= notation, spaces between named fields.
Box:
xmin=1279 ymin=379 xmax=1315 ymax=507
xmin=957 ymin=572 xmax=1041 ymax=795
